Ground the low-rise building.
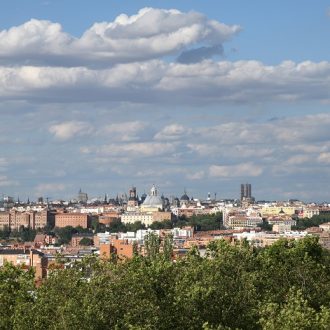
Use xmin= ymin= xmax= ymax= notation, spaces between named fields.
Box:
xmin=226 ymin=215 xmax=262 ymax=230
xmin=0 ymin=248 xmax=47 ymax=280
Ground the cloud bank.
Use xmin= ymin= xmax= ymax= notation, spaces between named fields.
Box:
xmin=0 ymin=7 xmax=329 ymax=201
xmin=0 ymin=8 xmax=240 ymax=66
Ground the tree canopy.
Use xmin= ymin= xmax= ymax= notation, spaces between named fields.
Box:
xmin=1 ymin=236 xmax=330 ymax=329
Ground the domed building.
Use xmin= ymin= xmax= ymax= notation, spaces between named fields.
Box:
xmin=140 ymin=185 xmax=164 ymax=212
xmin=180 ymin=190 xmax=190 ymax=206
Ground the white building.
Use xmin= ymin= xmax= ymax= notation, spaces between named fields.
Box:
xmin=121 ymin=212 xmax=154 ymax=226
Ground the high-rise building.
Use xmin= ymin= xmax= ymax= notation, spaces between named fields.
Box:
xmin=240 ymin=183 xmax=252 ymax=201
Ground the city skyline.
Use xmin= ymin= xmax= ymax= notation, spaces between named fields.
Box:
xmin=0 ymin=1 xmax=330 ymax=201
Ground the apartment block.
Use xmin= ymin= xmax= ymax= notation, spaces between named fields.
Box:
xmin=55 ymin=213 xmax=89 ymax=228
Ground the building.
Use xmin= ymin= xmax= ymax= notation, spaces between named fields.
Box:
xmin=30 ymin=210 xmax=54 ymax=229
xmin=140 ymin=185 xmax=164 ymax=212
xmin=320 ymin=222 xmax=330 ymax=232
xmin=240 ymin=183 xmax=252 ymax=201
xmin=121 ymin=212 xmax=153 ymax=226
xmin=0 ymin=212 xmax=10 ymax=230
xmin=0 ymin=210 xmax=53 ymax=231
xmin=300 ymin=207 xmax=320 ymax=219
xmin=9 ymin=210 xmax=30 ymax=230
xmin=127 ymin=186 xmax=139 ymax=212
xmin=260 ymin=206 xmax=296 ymax=217
xmin=99 ymin=239 xmax=134 ymax=260
xmin=34 ymin=234 xmax=58 ymax=246
xmin=71 ymin=233 xmax=94 ymax=247
xmin=77 ymin=189 xmax=88 ymax=203
xmin=55 ymin=213 xmax=89 ymax=228
xmin=226 ymin=215 xmax=262 ymax=230
xmin=0 ymin=248 xmax=47 ymax=280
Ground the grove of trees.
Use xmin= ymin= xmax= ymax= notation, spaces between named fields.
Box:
xmin=0 ymin=236 xmax=329 ymax=329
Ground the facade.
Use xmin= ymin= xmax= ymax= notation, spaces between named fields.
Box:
xmin=226 ymin=215 xmax=262 ymax=230
xmin=121 ymin=211 xmax=172 ymax=226
xmin=240 ymin=183 xmax=252 ymax=201
xmin=0 ymin=212 xmax=10 ymax=230
xmin=30 ymin=210 xmax=50 ymax=229
xmin=99 ymin=239 xmax=134 ymax=260
xmin=10 ymin=210 xmax=30 ymax=230
xmin=121 ymin=212 xmax=153 ymax=226
xmin=0 ymin=249 xmax=47 ymax=280
xmin=152 ymin=211 xmax=172 ymax=222
xmin=301 ymin=207 xmax=319 ymax=219
xmin=260 ymin=206 xmax=296 ymax=217
xmin=267 ymin=218 xmax=296 ymax=227
xmin=0 ymin=210 xmax=51 ymax=231
xmin=55 ymin=213 xmax=89 ymax=228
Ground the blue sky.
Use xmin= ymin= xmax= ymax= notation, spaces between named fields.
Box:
xmin=0 ymin=1 xmax=330 ymax=201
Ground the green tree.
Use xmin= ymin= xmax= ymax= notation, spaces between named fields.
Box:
xmin=149 ymin=220 xmax=173 ymax=230
xmin=14 ymin=267 xmax=89 ymax=330
xmin=0 ymin=262 xmax=35 ymax=329
xmin=259 ymin=288 xmax=330 ymax=330
xmin=79 ymin=237 xmax=93 ymax=246
xmin=125 ymin=221 xmax=146 ymax=232
xmin=144 ymin=232 xmax=160 ymax=260
xmin=0 ymin=226 xmax=11 ymax=239
xmin=256 ymin=236 xmax=330 ymax=309
xmin=163 ymin=233 xmax=174 ymax=261
xmin=293 ymin=214 xmax=330 ymax=230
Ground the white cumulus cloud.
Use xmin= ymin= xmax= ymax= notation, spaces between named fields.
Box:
xmin=0 ymin=8 xmax=240 ymax=66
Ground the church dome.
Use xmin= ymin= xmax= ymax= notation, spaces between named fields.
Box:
xmin=143 ymin=195 xmax=163 ymax=207
xmin=180 ymin=192 xmax=190 ymax=201
xmin=142 ymin=185 xmax=164 ymax=210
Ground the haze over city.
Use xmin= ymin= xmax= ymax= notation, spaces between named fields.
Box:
xmin=0 ymin=1 xmax=330 ymax=202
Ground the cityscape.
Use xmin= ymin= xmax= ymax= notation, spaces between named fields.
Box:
xmin=1 ymin=1 xmax=330 ymax=329
xmin=0 ymin=182 xmax=329 ymax=269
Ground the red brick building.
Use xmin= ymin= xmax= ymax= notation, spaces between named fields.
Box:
xmin=55 ymin=213 xmax=89 ymax=228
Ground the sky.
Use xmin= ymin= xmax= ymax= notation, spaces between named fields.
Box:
xmin=0 ymin=0 xmax=330 ymax=202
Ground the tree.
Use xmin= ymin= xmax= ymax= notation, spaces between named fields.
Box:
xmin=0 ymin=226 xmax=11 ymax=239
xmin=0 ymin=262 xmax=35 ymax=329
xmin=149 ymin=220 xmax=173 ymax=230
xmin=79 ymin=237 xmax=93 ymax=246
xmin=259 ymin=288 xmax=330 ymax=330
xmin=3 ymin=236 xmax=330 ymax=329
xmin=144 ymin=232 xmax=160 ymax=259
xmin=163 ymin=234 xmax=173 ymax=261
xmin=125 ymin=221 xmax=146 ymax=232
xmin=293 ymin=214 xmax=330 ymax=230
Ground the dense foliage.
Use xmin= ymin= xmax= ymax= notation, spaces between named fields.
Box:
xmin=107 ymin=213 xmax=223 ymax=233
xmin=0 ymin=227 xmax=37 ymax=242
xmin=174 ymin=213 xmax=223 ymax=231
xmin=1 ymin=236 xmax=329 ymax=329
xmin=293 ymin=214 xmax=330 ymax=230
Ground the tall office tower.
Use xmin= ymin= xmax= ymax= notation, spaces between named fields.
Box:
xmin=240 ymin=183 xmax=252 ymax=201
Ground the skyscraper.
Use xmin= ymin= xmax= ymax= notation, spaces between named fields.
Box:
xmin=240 ymin=183 xmax=252 ymax=201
